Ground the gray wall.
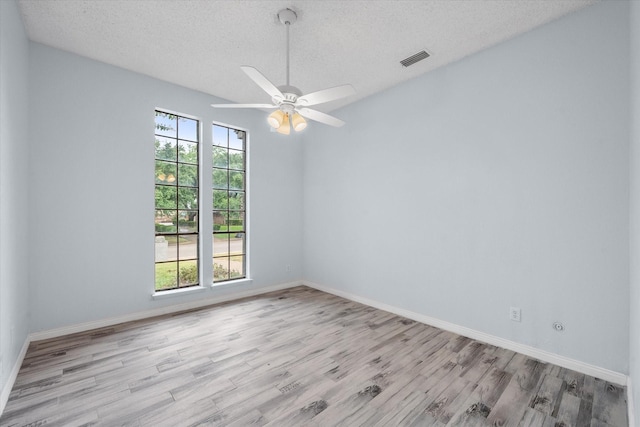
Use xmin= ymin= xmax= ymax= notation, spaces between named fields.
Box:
xmin=0 ymin=0 xmax=31 ymax=397
xmin=302 ymin=1 xmax=630 ymax=373
xmin=27 ymin=44 xmax=303 ymax=332
xmin=629 ymin=0 xmax=640 ymax=419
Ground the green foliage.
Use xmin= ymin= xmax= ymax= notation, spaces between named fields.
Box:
xmin=155 ymin=260 xmax=199 ymax=291
xmin=155 ymin=223 xmax=175 ymax=233
xmin=155 ymin=111 xmax=177 ymax=133
xmin=179 ymin=263 xmax=198 ymax=285
xmin=155 ymin=186 xmax=177 ymax=209
xmin=229 ymin=152 xmax=244 ymax=170
xmin=213 ymin=263 xmax=240 ymax=281
xmin=213 ymin=146 xmax=228 ymax=167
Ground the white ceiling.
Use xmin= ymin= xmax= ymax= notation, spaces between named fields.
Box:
xmin=18 ymin=0 xmax=598 ymax=112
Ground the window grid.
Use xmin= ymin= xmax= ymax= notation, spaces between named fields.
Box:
xmin=154 ymin=111 xmax=199 ymax=291
xmin=213 ymin=124 xmax=247 ymax=283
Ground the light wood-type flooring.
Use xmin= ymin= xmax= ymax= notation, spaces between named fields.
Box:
xmin=0 ymin=286 xmax=628 ymax=426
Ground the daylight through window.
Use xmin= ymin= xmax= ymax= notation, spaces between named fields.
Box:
xmin=154 ymin=111 xmax=199 ymax=291
xmin=213 ymin=124 xmax=247 ymax=282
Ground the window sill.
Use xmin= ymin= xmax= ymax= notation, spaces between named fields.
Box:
xmin=152 ymin=285 xmax=207 ymax=300
xmin=211 ymin=278 xmax=253 ymax=289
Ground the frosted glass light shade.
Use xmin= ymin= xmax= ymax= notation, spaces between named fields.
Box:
xmin=291 ymin=113 xmax=307 ymax=131
xmin=268 ymin=110 xmax=285 ymax=128
xmin=276 ymin=114 xmax=291 ymax=135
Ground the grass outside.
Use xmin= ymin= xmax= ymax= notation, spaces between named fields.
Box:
xmin=155 ymin=259 xmax=197 ymax=290
xmin=213 ymin=225 xmax=244 ymax=239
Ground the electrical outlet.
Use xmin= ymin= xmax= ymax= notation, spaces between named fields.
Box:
xmin=509 ymin=307 xmax=521 ymax=322
xmin=285 ymin=264 xmax=292 ymax=272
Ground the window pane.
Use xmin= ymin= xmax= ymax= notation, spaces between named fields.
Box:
xmin=213 ymin=169 xmax=228 ymax=189
xmin=230 ymin=233 xmax=245 ymax=256
xmin=213 ymin=146 xmax=228 ymax=168
xmin=229 ymin=211 xmax=244 ymax=231
xmin=178 ymin=187 xmax=198 ymax=209
xmin=155 ymin=186 xmax=177 ymax=209
xmin=155 ymin=210 xmax=177 ymax=234
xmin=156 ymin=161 xmax=177 ymax=185
xmin=213 ymin=258 xmax=230 ymax=281
xmin=178 ymin=210 xmax=198 ymax=233
xmin=155 ymin=137 xmax=176 ymax=161
xmin=162 ymin=234 xmax=178 ymax=262
xmin=178 ymin=164 xmax=198 ymax=187
xmin=178 ymin=117 xmax=198 ymax=142
xmin=155 ymin=261 xmax=178 ymax=290
xmin=178 ymin=259 xmax=198 ymax=287
xmin=229 ymin=191 xmax=244 ymax=210
xmin=213 ymin=125 xmax=228 ymax=147
xmin=229 ymin=171 xmax=244 ymax=190
xmin=229 ymin=130 xmax=245 ymax=150
xmin=230 ymin=255 xmax=245 ymax=279
xmin=213 ymin=211 xmax=229 ymax=232
xmin=178 ymin=140 xmax=198 ymax=164
xmin=213 ymin=190 xmax=228 ymax=209
xmin=155 ymin=112 xmax=177 ymax=138
xmin=155 ymin=236 xmax=172 ymax=262
xmin=178 ymin=235 xmax=198 ymax=261
xmin=213 ymin=235 xmax=229 ymax=256
xmin=229 ymin=150 xmax=244 ymax=170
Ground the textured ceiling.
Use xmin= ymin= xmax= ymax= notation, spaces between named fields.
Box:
xmin=18 ymin=0 xmax=598 ymax=112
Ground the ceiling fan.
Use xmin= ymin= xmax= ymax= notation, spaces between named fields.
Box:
xmin=211 ymin=8 xmax=356 ymax=135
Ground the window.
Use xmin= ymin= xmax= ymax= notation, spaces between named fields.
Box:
xmin=213 ymin=124 xmax=247 ymax=282
xmin=154 ymin=111 xmax=199 ymax=291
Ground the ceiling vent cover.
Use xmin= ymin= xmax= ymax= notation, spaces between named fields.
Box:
xmin=400 ymin=50 xmax=430 ymax=67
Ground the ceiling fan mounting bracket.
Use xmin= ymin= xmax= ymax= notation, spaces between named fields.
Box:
xmin=278 ymin=8 xmax=297 ymax=26
xmin=278 ymin=85 xmax=301 ymax=97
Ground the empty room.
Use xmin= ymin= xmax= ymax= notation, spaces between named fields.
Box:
xmin=1 ymin=0 xmax=639 ymax=425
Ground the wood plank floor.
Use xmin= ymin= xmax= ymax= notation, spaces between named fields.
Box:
xmin=0 ymin=286 xmax=628 ymax=427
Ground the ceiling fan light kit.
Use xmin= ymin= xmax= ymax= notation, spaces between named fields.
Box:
xmin=268 ymin=110 xmax=284 ymax=128
xmin=291 ymin=112 xmax=307 ymax=131
xmin=276 ymin=113 xmax=291 ymax=135
xmin=211 ymin=8 xmax=356 ymax=135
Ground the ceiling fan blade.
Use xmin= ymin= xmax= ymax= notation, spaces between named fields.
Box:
xmin=297 ymin=84 xmax=356 ymax=106
xmin=297 ymin=108 xmax=345 ymax=127
xmin=240 ymin=66 xmax=284 ymax=100
xmin=211 ymin=103 xmax=277 ymax=109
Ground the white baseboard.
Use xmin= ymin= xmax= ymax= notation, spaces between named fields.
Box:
xmin=303 ymin=280 xmax=628 ymax=386
xmin=30 ymin=280 xmax=302 ymax=342
xmin=0 ymin=336 xmax=30 ymax=416
xmin=628 ymin=377 xmax=636 ymax=427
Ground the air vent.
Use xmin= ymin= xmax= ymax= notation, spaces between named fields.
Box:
xmin=400 ymin=50 xmax=430 ymax=67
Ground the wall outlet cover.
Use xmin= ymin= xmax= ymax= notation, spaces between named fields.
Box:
xmin=510 ymin=307 xmax=521 ymax=322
